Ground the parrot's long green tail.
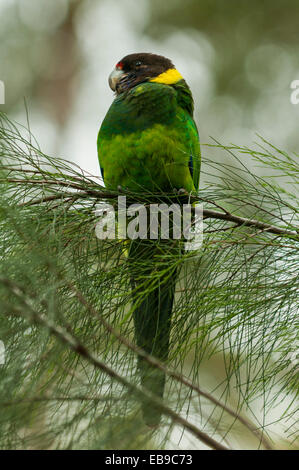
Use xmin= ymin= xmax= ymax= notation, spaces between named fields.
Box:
xmin=129 ymin=240 xmax=177 ymax=426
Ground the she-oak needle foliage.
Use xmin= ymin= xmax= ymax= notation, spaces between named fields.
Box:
xmin=0 ymin=112 xmax=298 ymax=450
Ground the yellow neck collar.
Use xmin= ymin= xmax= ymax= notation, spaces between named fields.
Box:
xmin=150 ymin=68 xmax=183 ymax=85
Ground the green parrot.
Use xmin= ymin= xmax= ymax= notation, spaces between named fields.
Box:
xmin=97 ymin=53 xmax=201 ymax=426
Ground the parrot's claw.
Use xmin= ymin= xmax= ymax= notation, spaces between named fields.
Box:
xmin=178 ymin=188 xmax=188 ymax=195
xmin=172 ymin=188 xmax=189 ymax=197
xmin=117 ymin=185 xmax=129 ymax=193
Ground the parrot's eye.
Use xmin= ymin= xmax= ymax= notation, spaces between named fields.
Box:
xmin=135 ymin=61 xmax=142 ymax=67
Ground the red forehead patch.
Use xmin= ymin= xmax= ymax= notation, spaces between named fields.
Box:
xmin=116 ymin=61 xmax=124 ymax=69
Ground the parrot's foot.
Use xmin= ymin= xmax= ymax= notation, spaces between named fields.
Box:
xmin=117 ymin=185 xmax=130 ymax=193
xmin=172 ymin=188 xmax=189 ymax=195
xmin=178 ymin=188 xmax=189 ymax=196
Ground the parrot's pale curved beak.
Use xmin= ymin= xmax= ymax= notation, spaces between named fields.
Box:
xmin=108 ymin=68 xmax=125 ymax=91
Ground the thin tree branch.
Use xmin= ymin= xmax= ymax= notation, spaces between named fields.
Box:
xmin=202 ymin=208 xmax=298 ymax=238
xmin=6 ymin=176 xmax=297 ymax=239
xmin=1 ymin=395 xmax=121 ymax=406
xmin=70 ymin=283 xmax=273 ymax=450
xmin=1 ymin=278 xmax=228 ymax=451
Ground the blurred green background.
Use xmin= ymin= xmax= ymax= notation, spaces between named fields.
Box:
xmin=1 ymin=0 xmax=299 ymax=179
xmin=0 ymin=0 xmax=298 ymax=449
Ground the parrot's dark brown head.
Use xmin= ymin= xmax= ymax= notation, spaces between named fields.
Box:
xmin=109 ymin=53 xmax=182 ymax=94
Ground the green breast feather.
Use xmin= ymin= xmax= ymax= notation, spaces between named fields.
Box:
xmin=97 ymin=80 xmax=200 ymax=193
